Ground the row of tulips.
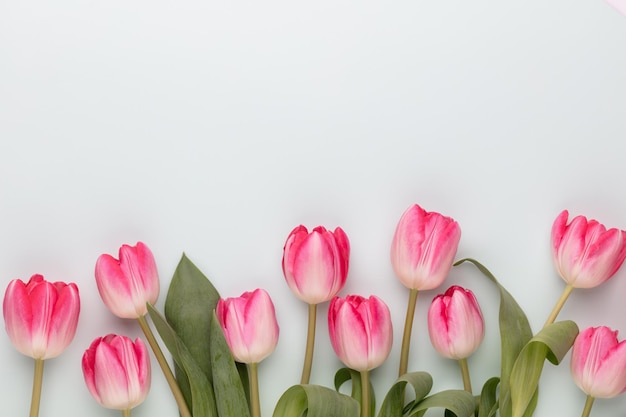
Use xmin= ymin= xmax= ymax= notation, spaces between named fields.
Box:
xmin=4 ymin=204 xmax=626 ymax=417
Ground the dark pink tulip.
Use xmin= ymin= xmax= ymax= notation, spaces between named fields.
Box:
xmin=82 ymin=334 xmax=151 ymax=410
xmin=427 ymin=285 xmax=484 ymax=360
xmin=328 ymin=295 xmax=393 ymax=371
xmin=570 ymin=326 xmax=626 ymax=398
xmin=95 ymin=242 xmax=160 ymax=318
xmin=3 ymin=274 xmax=80 ymax=359
xmin=391 ymin=204 xmax=461 ymax=290
xmin=282 ymin=225 xmax=350 ymax=304
xmin=216 ymin=288 xmax=279 ymax=364
xmin=551 ymin=210 xmax=626 ymax=289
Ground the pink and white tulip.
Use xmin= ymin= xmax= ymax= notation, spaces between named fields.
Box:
xmin=391 ymin=204 xmax=461 ymax=290
xmin=570 ymin=326 xmax=626 ymax=399
xmin=428 ymin=285 xmax=484 ymax=360
xmin=282 ymin=225 xmax=350 ymax=305
xmin=3 ymin=274 xmax=80 ymax=360
xmin=216 ymin=288 xmax=279 ymax=364
xmin=328 ymin=295 xmax=393 ymax=372
xmin=95 ymin=242 xmax=160 ymax=318
xmin=551 ymin=210 xmax=626 ymax=289
xmin=82 ymin=334 xmax=151 ymax=411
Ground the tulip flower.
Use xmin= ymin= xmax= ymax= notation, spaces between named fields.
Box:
xmin=545 ymin=211 xmax=626 ymax=326
xmin=570 ymin=326 xmax=626 ymax=417
xmin=217 ymin=288 xmax=279 ymax=417
xmin=95 ymin=242 xmax=190 ymax=417
xmin=606 ymin=0 xmax=626 ymax=16
xmin=390 ymin=203 xmax=461 ymax=376
xmin=328 ymin=295 xmax=392 ymax=417
xmin=82 ymin=334 xmax=151 ymax=417
xmin=428 ymin=285 xmax=484 ymax=394
xmin=282 ymin=225 xmax=350 ymax=384
xmin=3 ymin=274 xmax=80 ymax=417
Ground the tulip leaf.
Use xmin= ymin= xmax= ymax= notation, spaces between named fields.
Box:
xmin=377 ymin=371 xmax=433 ymax=417
xmin=478 ymin=377 xmax=499 ymax=417
xmin=406 ymin=390 xmax=476 ymax=417
xmin=147 ymin=303 xmax=218 ymax=417
xmin=209 ymin=312 xmax=251 ymax=417
xmin=273 ymin=384 xmax=360 ymax=417
xmin=454 ymin=258 xmax=533 ymax=417
xmin=509 ymin=320 xmax=578 ymax=417
xmin=334 ymin=368 xmax=376 ymax=417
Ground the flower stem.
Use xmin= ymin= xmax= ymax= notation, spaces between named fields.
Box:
xmin=399 ymin=288 xmax=419 ymax=377
xmin=29 ymin=358 xmax=44 ymax=417
xmin=360 ymin=370 xmax=370 ymax=417
xmin=300 ymin=303 xmax=317 ymax=384
xmin=543 ymin=284 xmax=574 ymax=328
xmin=580 ymin=395 xmax=595 ymax=417
xmin=122 ymin=409 xmax=131 ymax=417
xmin=249 ymin=362 xmax=261 ymax=417
xmin=136 ymin=314 xmax=192 ymax=417
xmin=458 ymin=358 xmax=472 ymax=394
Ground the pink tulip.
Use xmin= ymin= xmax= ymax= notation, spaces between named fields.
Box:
xmin=551 ymin=210 xmax=626 ymax=289
xmin=216 ymin=288 xmax=279 ymax=364
xmin=82 ymin=334 xmax=151 ymax=411
xmin=570 ymin=326 xmax=626 ymax=399
xmin=282 ymin=225 xmax=350 ymax=305
xmin=3 ymin=274 xmax=80 ymax=360
xmin=427 ymin=285 xmax=484 ymax=360
xmin=391 ymin=204 xmax=461 ymax=290
xmin=328 ymin=295 xmax=393 ymax=372
xmin=606 ymin=0 xmax=626 ymax=16
xmin=95 ymin=242 xmax=160 ymax=318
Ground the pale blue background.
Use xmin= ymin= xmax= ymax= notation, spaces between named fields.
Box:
xmin=1 ymin=1 xmax=626 ymax=416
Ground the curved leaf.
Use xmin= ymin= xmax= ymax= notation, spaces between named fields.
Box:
xmin=377 ymin=372 xmax=433 ymax=417
xmin=273 ymin=384 xmax=360 ymax=417
xmin=334 ymin=368 xmax=376 ymax=416
xmin=407 ymin=390 xmax=476 ymax=417
xmin=478 ymin=377 xmax=499 ymax=417
xmin=509 ymin=320 xmax=578 ymax=417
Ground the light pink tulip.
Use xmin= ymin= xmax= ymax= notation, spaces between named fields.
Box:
xmin=82 ymin=334 xmax=151 ymax=411
xmin=216 ymin=288 xmax=279 ymax=364
xmin=427 ymin=285 xmax=484 ymax=360
xmin=282 ymin=225 xmax=350 ymax=304
xmin=328 ymin=295 xmax=393 ymax=371
xmin=95 ymin=242 xmax=160 ymax=318
xmin=391 ymin=204 xmax=461 ymax=290
xmin=606 ymin=0 xmax=626 ymax=16
xmin=570 ymin=326 xmax=626 ymax=399
xmin=551 ymin=210 xmax=626 ymax=289
xmin=3 ymin=274 xmax=80 ymax=360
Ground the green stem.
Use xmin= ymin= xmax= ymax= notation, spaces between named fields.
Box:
xmin=580 ymin=395 xmax=595 ymax=417
xmin=249 ymin=362 xmax=261 ymax=417
xmin=458 ymin=358 xmax=472 ymax=394
xmin=136 ymin=314 xmax=192 ymax=417
xmin=29 ymin=358 xmax=44 ymax=417
xmin=543 ymin=284 xmax=574 ymax=328
xmin=360 ymin=370 xmax=370 ymax=417
xmin=122 ymin=409 xmax=131 ymax=417
xmin=399 ymin=288 xmax=419 ymax=377
xmin=300 ymin=303 xmax=317 ymax=384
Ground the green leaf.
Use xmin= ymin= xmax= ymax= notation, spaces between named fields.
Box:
xmin=509 ymin=320 xmax=578 ymax=417
xmin=407 ymin=390 xmax=476 ymax=417
xmin=454 ymin=258 xmax=534 ymax=417
xmin=210 ymin=312 xmax=251 ymax=417
xmin=147 ymin=304 xmax=218 ymax=417
xmin=165 ymin=253 xmax=221 ymax=383
xmin=273 ymin=384 xmax=360 ymax=417
xmin=377 ymin=371 xmax=433 ymax=417
xmin=334 ymin=368 xmax=376 ymax=417
xmin=478 ymin=377 xmax=499 ymax=417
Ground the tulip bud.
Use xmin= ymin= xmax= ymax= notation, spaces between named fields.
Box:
xmin=216 ymin=288 xmax=279 ymax=364
xmin=282 ymin=225 xmax=350 ymax=305
xmin=428 ymin=285 xmax=484 ymax=360
xmin=3 ymin=274 xmax=80 ymax=360
xmin=82 ymin=334 xmax=151 ymax=411
xmin=391 ymin=204 xmax=461 ymax=290
xmin=328 ymin=295 xmax=393 ymax=372
xmin=95 ymin=242 xmax=160 ymax=318
xmin=551 ymin=210 xmax=626 ymax=289
xmin=570 ymin=326 xmax=626 ymax=399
